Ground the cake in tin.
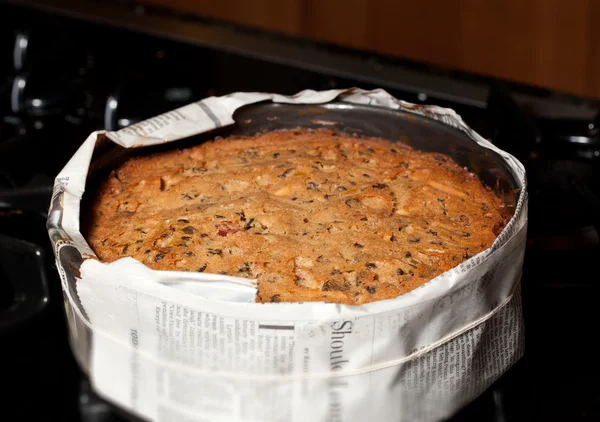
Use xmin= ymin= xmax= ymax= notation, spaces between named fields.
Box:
xmin=85 ymin=128 xmax=508 ymax=305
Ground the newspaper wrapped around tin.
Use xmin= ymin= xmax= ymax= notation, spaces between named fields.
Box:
xmin=47 ymin=88 xmax=527 ymax=422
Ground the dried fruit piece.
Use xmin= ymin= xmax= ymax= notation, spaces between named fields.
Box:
xmin=182 ymin=226 xmax=196 ymax=235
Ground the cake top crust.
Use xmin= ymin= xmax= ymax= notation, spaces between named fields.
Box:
xmin=85 ymin=128 xmax=507 ymax=305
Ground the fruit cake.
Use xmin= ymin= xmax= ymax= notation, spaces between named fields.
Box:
xmin=85 ymin=128 xmax=508 ymax=305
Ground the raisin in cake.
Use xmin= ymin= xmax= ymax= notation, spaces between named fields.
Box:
xmin=85 ymin=128 xmax=508 ymax=305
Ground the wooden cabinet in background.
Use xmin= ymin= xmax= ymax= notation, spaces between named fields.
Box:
xmin=140 ymin=0 xmax=600 ymax=99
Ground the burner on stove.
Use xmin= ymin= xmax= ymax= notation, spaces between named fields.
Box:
xmin=0 ymin=205 xmax=80 ymax=421
xmin=537 ymin=115 xmax=600 ymax=160
xmin=526 ymin=158 xmax=600 ymax=250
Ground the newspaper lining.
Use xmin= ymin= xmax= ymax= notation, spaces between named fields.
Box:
xmin=47 ymin=88 xmax=528 ymax=422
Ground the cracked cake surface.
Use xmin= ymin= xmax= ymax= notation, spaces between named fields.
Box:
xmin=85 ymin=128 xmax=508 ymax=305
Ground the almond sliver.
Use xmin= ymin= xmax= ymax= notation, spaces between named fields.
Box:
xmin=427 ymin=180 xmax=468 ymax=199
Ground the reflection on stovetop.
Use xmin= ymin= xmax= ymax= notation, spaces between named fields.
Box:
xmin=80 ymin=379 xmax=129 ymax=422
xmin=1 ymin=2 xmax=600 ymax=422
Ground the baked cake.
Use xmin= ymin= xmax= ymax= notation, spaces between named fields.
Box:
xmin=85 ymin=128 xmax=508 ymax=305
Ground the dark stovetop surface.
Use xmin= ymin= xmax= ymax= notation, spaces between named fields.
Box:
xmin=1 ymin=1 xmax=600 ymax=421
